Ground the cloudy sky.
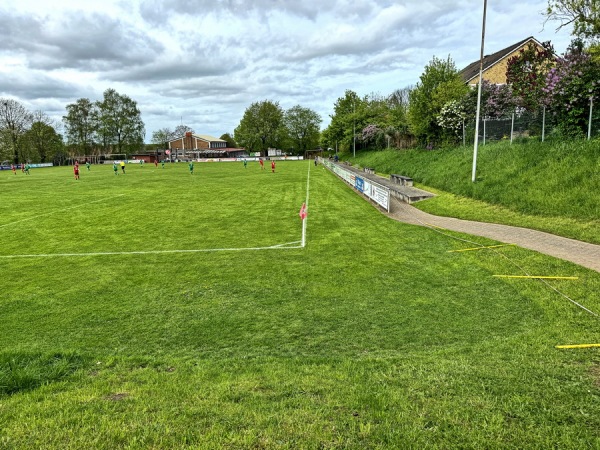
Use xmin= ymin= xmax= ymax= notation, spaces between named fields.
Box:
xmin=0 ymin=0 xmax=573 ymax=142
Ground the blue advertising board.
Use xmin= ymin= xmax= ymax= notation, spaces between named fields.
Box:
xmin=355 ymin=176 xmax=364 ymax=193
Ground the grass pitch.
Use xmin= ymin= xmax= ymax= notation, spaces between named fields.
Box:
xmin=0 ymin=160 xmax=599 ymax=448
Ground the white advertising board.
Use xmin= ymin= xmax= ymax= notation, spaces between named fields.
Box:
xmin=322 ymin=160 xmax=389 ymax=211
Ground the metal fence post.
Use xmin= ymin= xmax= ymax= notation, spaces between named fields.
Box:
xmin=542 ymin=106 xmax=545 ymax=142
xmin=510 ymin=112 xmax=515 ymax=144
xmin=588 ymin=97 xmax=593 ymax=140
xmin=483 ymin=118 xmax=486 ymax=145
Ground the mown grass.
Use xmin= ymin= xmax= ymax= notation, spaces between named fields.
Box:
xmin=0 ymin=161 xmax=599 ymax=448
xmin=348 ymin=139 xmax=600 ymax=244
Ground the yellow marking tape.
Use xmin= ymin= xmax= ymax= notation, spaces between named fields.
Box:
xmin=556 ymin=343 xmax=600 ymax=349
xmin=448 ymin=244 xmax=516 ymax=253
xmin=493 ymin=275 xmax=578 ymax=280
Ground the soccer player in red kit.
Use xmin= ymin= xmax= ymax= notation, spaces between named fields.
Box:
xmin=271 ymin=160 xmax=276 ymax=173
xmin=74 ymin=161 xmax=80 ymax=180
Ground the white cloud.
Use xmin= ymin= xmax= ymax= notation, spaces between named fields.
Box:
xmin=0 ymin=0 xmax=575 ymax=140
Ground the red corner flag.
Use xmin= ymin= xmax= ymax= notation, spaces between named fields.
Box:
xmin=299 ymin=203 xmax=307 ymax=220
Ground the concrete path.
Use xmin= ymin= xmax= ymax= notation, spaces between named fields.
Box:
xmin=387 ymin=197 xmax=600 ymax=273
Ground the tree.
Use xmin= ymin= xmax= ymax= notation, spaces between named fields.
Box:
xmin=173 ymin=124 xmax=194 ymax=138
xmin=0 ymin=98 xmax=32 ymax=164
xmin=22 ymin=111 xmax=62 ymax=163
xmin=63 ymin=98 xmax=97 ymax=155
xmin=506 ymin=41 xmax=555 ymax=111
xmin=220 ymin=133 xmax=238 ymax=148
xmin=408 ymin=56 xmax=468 ymax=144
xmin=545 ymin=0 xmax=600 ymax=40
xmin=321 ymin=90 xmax=363 ymax=153
xmin=234 ymin=100 xmax=284 ymax=154
xmin=283 ymin=105 xmax=321 ymax=154
xmin=96 ymin=89 xmax=145 ymax=156
xmin=152 ymin=128 xmax=175 ymax=149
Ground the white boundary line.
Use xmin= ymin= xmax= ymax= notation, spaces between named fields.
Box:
xmin=0 ymin=241 xmax=304 ymax=259
xmin=301 ymin=159 xmax=311 ymax=247
xmin=0 ymin=194 xmax=126 ymax=229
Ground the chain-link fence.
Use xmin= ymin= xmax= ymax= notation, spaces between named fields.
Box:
xmin=460 ymin=101 xmax=600 ymax=145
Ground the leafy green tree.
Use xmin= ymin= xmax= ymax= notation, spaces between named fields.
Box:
xmin=219 ymin=133 xmax=238 ymax=148
xmin=387 ymin=87 xmax=412 ymax=134
xmin=96 ymin=89 xmax=145 ymax=156
xmin=506 ymin=41 xmax=555 ymax=111
xmin=0 ymin=98 xmax=32 ymax=164
xmin=283 ymin=105 xmax=321 ymax=155
xmin=408 ymin=56 xmax=468 ymax=145
xmin=63 ymin=98 xmax=97 ymax=155
xmin=24 ymin=112 xmax=64 ymax=163
xmin=321 ymin=90 xmax=363 ymax=153
xmin=234 ymin=100 xmax=284 ymax=154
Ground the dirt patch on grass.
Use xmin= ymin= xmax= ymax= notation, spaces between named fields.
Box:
xmin=105 ymin=392 xmax=129 ymax=401
xmin=590 ymin=365 xmax=600 ymax=389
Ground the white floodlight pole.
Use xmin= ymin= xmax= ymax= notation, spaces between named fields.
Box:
xmin=472 ymin=0 xmax=487 ymax=183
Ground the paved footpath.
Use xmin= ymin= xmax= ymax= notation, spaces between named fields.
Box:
xmin=387 ymin=197 xmax=600 ymax=273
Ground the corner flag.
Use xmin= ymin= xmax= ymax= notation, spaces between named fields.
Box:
xmin=299 ymin=203 xmax=307 ymax=220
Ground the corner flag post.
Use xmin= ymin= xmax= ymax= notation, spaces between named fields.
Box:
xmin=299 ymin=203 xmax=307 ymax=247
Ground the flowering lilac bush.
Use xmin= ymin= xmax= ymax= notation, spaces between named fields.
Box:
xmin=543 ymin=40 xmax=600 ymax=137
xmin=506 ymin=41 xmax=555 ymax=111
xmin=361 ymin=124 xmax=385 ymax=147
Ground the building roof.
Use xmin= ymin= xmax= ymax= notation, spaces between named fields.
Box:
xmin=193 ymin=134 xmax=226 ymax=143
xmin=167 ymin=133 xmax=226 ymax=144
xmin=459 ymin=36 xmax=543 ymax=84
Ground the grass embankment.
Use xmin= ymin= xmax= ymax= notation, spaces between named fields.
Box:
xmin=348 ymin=139 xmax=600 ymax=244
xmin=0 ymin=161 xmax=599 ymax=448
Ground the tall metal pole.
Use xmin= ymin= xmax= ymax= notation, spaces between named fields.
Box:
xmin=471 ymin=0 xmax=487 ymax=183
